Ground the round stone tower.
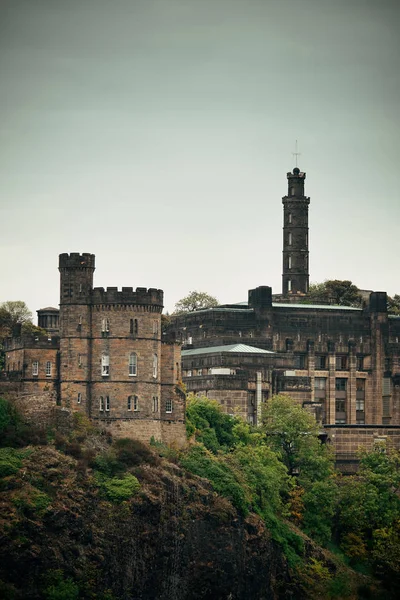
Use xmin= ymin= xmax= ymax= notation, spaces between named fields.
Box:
xmin=282 ymin=167 xmax=310 ymax=295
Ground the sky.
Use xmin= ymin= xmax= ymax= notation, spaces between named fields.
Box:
xmin=0 ymin=0 xmax=399 ymax=317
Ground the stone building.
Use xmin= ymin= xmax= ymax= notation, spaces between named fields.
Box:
xmin=169 ymin=168 xmax=400 ymax=467
xmin=3 ymin=253 xmax=185 ymax=445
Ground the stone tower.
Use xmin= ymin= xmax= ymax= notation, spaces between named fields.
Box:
xmin=59 ymin=253 xmax=95 ymax=411
xmin=282 ymin=167 xmax=310 ymax=295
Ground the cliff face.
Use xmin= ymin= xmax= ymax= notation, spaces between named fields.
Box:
xmin=0 ymin=446 xmax=295 ymax=600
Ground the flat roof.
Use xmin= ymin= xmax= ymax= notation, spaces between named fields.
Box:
xmin=182 ymin=343 xmax=275 ymax=356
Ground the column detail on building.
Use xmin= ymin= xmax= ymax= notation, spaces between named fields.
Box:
xmin=348 ymin=340 xmax=357 ymax=424
xmin=282 ymin=167 xmax=310 ymax=296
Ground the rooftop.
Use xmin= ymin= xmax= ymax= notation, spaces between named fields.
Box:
xmin=182 ymin=343 xmax=275 ymax=356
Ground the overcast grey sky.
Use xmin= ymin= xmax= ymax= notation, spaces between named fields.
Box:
xmin=1 ymin=0 xmax=399 ymax=316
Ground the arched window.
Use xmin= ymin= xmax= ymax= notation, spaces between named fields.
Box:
xmin=153 ymin=354 xmax=158 ymax=379
xmin=102 ymin=354 xmax=109 ymax=376
xmin=129 ymin=353 xmax=137 ymax=376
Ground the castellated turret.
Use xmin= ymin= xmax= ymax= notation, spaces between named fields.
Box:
xmin=58 ymin=253 xmax=184 ymax=443
xmin=282 ymin=167 xmax=310 ymax=296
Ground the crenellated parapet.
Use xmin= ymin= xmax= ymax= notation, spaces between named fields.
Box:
xmin=92 ymin=286 xmax=163 ymax=311
xmin=59 ymin=252 xmax=96 ymax=270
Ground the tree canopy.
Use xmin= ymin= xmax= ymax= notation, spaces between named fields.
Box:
xmin=305 ymin=280 xmax=363 ymax=307
xmin=173 ymin=290 xmax=219 ymax=314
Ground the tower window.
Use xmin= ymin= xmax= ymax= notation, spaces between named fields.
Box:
xmin=288 ymin=232 xmax=292 ymax=246
xmin=99 ymin=396 xmax=104 ymax=411
xmin=153 ymin=319 xmax=158 ymax=335
xmin=133 ymin=396 xmax=139 ymax=411
xmin=153 ymin=354 xmax=158 ymax=378
xmin=129 ymin=353 xmax=137 ymax=376
xmin=105 ymin=396 xmax=110 ymax=411
xmin=32 ymin=361 xmax=39 ymax=376
xmin=288 ymin=280 xmax=292 ymax=292
xmin=130 ymin=318 xmax=138 ymax=335
xmin=102 ymin=354 xmax=110 ymax=376
xmin=102 ymin=318 xmax=110 ymax=333
xmin=288 ymin=255 xmax=292 ymax=269
xmin=152 ymin=396 xmax=159 ymax=412
xmin=46 ymin=361 xmax=52 ymax=377
xmin=165 ymin=398 xmax=173 ymax=413
xmin=77 ymin=393 xmax=82 ymax=404
xmin=288 ymin=213 xmax=292 ymax=224
xmin=290 ymin=187 xmax=295 ymax=196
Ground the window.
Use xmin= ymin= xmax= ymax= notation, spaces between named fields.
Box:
xmin=78 ymin=354 xmax=82 ymax=367
xmin=102 ymin=354 xmax=110 ymax=376
xmin=101 ymin=318 xmax=110 ymax=333
xmin=335 ymin=378 xmax=347 ymax=392
xmin=197 ymin=368 xmax=202 ymax=376
xmin=105 ymin=396 xmax=110 ymax=411
xmin=152 ymin=396 xmax=159 ymax=412
xmin=186 ymin=369 xmax=192 ymax=377
xmin=315 ymin=355 xmax=327 ymax=370
xmin=153 ymin=320 xmax=158 ymax=335
xmin=32 ymin=361 xmax=39 ymax=376
xmin=130 ymin=318 xmax=138 ymax=335
xmin=335 ymin=355 xmax=348 ymax=370
xmin=288 ymin=232 xmax=292 ymax=246
xmin=132 ymin=396 xmax=138 ymax=411
xmin=78 ymin=315 xmax=82 ymax=325
xmin=288 ymin=212 xmax=292 ymax=224
xmin=294 ymin=354 xmax=306 ymax=369
xmin=288 ymin=279 xmax=292 ymax=292
xmin=335 ymin=400 xmax=346 ymax=413
xmin=46 ymin=361 xmax=52 ymax=377
xmin=77 ymin=393 xmax=82 ymax=404
xmin=290 ymin=187 xmax=295 ymax=196
xmin=356 ymin=379 xmax=365 ymax=393
xmin=79 ymin=283 xmax=82 ymax=293
xmin=288 ymin=255 xmax=292 ymax=269
xmin=165 ymin=398 xmax=173 ymax=413
xmin=127 ymin=396 xmax=132 ymax=411
xmin=356 ymin=356 xmax=364 ymax=371
xmin=356 ymin=399 xmax=365 ymax=411
xmin=315 ymin=377 xmax=326 ymax=390
xmin=99 ymin=396 xmax=104 ymax=411
xmin=129 ymin=353 xmax=137 ymax=376
xmin=153 ymin=354 xmax=158 ymax=378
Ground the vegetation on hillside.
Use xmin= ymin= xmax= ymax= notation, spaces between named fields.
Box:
xmin=0 ymin=393 xmax=399 ymax=598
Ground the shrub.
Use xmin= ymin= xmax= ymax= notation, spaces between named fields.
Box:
xmin=93 ymin=450 xmax=124 ymax=477
xmin=0 ymin=447 xmax=23 ymax=477
xmin=95 ymin=472 xmax=140 ymax=503
xmin=65 ymin=441 xmax=82 ymax=459
xmin=43 ymin=570 xmax=79 ymax=600
xmin=114 ymin=438 xmax=160 ymax=467
xmin=179 ymin=444 xmax=248 ymax=515
xmin=13 ymin=487 xmax=51 ymax=516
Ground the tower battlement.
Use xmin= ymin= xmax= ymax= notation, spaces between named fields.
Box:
xmin=92 ymin=286 xmax=164 ymax=308
xmin=59 ymin=253 xmax=96 ymax=270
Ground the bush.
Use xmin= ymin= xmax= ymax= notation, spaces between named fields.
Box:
xmin=179 ymin=444 xmax=248 ymax=515
xmin=65 ymin=441 xmax=82 ymax=459
xmin=43 ymin=570 xmax=79 ymax=600
xmin=0 ymin=447 xmax=23 ymax=477
xmin=13 ymin=487 xmax=51 ymax=516
xmin=114 ymin=438 xmax=160 ymax=467
xmin=95 ymin=472 xmax=140 ymax=503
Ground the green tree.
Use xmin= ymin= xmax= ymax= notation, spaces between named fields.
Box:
xmin=305 ymin=280 xmax=363 ymax=307
xmin=261 ymin=395 xmax=323 ymax=475
xmin=173 ymin=291 xmax=219 ymax=314
xmin=388 ymin=294 xmax=400 ymax=315
xmin=186 ymin=394 xmax=239 ymax=452
xmin=261 ymin=395 xmax=336 ymax=544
